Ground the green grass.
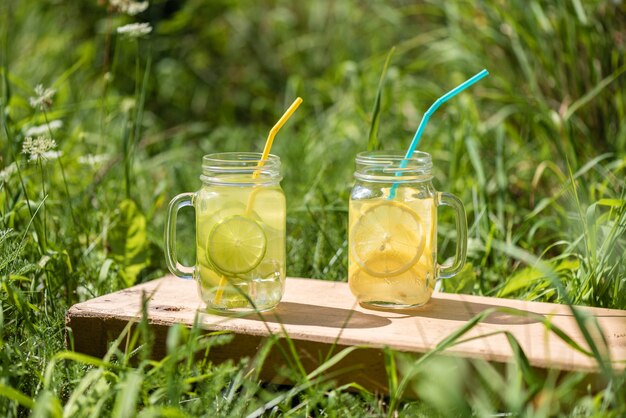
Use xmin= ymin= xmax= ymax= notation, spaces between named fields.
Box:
xmin=1 ymin=0 xmax=625 ymax=416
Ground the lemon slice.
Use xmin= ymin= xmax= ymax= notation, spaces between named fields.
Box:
xmin=350 ymin=201 xmax=425 ymax=277
xmin=349 ymin=263 xmax=434 ymax=306
xmin=207 ymin=215 xmax=267 ymax=274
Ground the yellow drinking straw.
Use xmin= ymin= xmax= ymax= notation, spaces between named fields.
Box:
xmin=246 ymin=96 xmax=303 ymax=213
xmin=214 ymin=97 xmax=303 ymax=305
xmin=252 ymin=97 xmax=303 ymax=179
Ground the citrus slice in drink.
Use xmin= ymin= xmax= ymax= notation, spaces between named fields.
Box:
xmin=349 ymin=263 xmax=433 ymax=307
xmin=207 ymin=215 xmax=267 ymax=275
xmin=350 ymin=201 xmax=425 ymax=277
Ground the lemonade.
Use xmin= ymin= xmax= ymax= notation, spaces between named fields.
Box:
xmin=165 ymin=152 xmax=291 ymax=312
xmin=349 ymin=186 xmax=436 ymax=308
xmin=195 ymin=178 xmax=286 ymax=311
xmin=348 ymin=150 xmax=467 ymax=308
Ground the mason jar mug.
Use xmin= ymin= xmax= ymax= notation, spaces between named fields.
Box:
xmin=348 ymin=150 xmax=467 ymax=308
xmin=165 ymin=152 xmax=286 ymax=313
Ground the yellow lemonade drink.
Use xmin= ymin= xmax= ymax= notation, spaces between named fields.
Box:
xmin=166 ymin=153 xmax=293 ymax=312
xmin=348 ymin=150 xmax=467 ymax=309
xmin=349 ymin=187 xmax=436 ymax=307
xmin=196 ymin=176 xmax=285 ymax=311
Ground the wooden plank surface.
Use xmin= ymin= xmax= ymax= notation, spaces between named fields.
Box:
xmin=66 ymin=275 xmax=626 ymax=388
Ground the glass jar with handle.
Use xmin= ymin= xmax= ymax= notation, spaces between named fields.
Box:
xmin=348 ymin=150 xmax=467 ymax=308
xmin=164 ymin=152 xmax=286 ymax=313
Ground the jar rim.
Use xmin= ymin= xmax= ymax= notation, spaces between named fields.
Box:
xmin=202 ymin=152 xmax=280 ymax=166
xmin=200 ymin=152 xmax=282 ymax=185
xmin=355 ymin=150 xmax=432 ymax=166
xmin=354 ymin=150 xmax=433 ymax=183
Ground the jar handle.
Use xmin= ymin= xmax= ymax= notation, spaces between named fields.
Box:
xmin=436 ymin=192 xmax=468 ymax=278
xmin=164 ymin=192 xmax=195 ymax=280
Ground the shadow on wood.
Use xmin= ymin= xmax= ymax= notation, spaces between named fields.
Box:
xmin=66 ymin=276 xmax=626 ymax=394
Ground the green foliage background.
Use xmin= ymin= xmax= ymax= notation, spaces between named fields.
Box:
xmin=1 ymin=0 xmax=625 ymax=416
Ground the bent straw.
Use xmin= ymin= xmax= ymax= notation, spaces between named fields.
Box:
xmin=247 ymin=96 xmax=303 ymax=211
xmin=214 ymin=97 xmax=303 ymax=305
xmin=252 ymin=97 xmax=303 ymax=179
xmin=388 ymin=69 xmax=489 ymax=200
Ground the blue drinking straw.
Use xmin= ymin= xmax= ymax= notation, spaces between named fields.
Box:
xmin=388 ymin=69 xmax=489 ymax=199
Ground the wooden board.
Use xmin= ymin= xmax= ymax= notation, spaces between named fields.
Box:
xmin=66 ymin=276 xmax=626 ymax=391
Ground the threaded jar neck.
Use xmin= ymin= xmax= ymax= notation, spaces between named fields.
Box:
xmin=200 ymin=152 xmax=282 ymax=186
xmin=354 ymin=150 xmax=433 ymax=183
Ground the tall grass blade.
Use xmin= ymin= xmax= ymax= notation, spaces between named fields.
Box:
xmin=564 ymin=64 xmax=626 ymax=121
xmin=112 ymin=370 xmax=143 ymax=418
xmin=31 ymin=390 xmax=62 ymax=418
xmin=383 ymin=347 xmax=398 ymax=397
xmin=246 ymin=346 xmax=362 ymax=418
xmin=367 ymin=46 xmax=395 ymax=151
xmin=0 ymin=383 xmax=35 ymax=410
xmin=493 ymin=240 xmax=614 ymax=378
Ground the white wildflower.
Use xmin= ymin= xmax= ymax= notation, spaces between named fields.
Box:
xmin=22 ymin=136 xmax=57 ymax=161
xmin=79 ymin=154 xmax=109 ymax=166
xmin=109 ymin=0 xmax=149 ymax=16
xmin=120 ymin=97 xmax=136 ymax=113
xmin=29 ymin=84 xmax=56 ymax=111
xmin=117 ymin=22 xmax=152 ymax=38
xmin=36 ymin=151 xmax=62 ymax=161
xmin=126 ymin=1 xmax=148 ymax=15
xmin=0 ymin=162 xmax=17 ymax=183
xmin=24 ymin=120 xmax=63 ymax=137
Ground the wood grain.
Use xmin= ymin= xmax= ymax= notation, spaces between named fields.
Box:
xmin=66 ymin=276 xmax=626 ymax=391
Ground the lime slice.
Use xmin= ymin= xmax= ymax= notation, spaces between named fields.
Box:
xmin=198 ymin=202 xmax=265 ymax=269
xmin=207 ymin=215 xmax=267 ymax=274
xmin=350 ymin=201 xmax=425 ymax=277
